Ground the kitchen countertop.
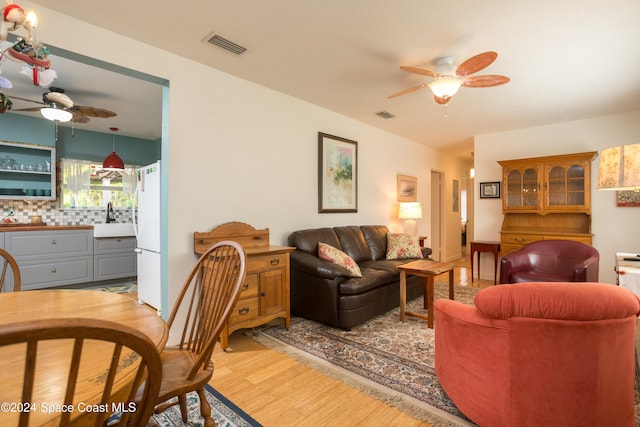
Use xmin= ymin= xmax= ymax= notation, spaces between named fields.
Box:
xmin=0 ymin=224 xmax=94 ymax=232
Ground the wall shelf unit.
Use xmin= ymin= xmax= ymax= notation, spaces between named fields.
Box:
xmin=0 ymin=140 xmax=56 ymax=200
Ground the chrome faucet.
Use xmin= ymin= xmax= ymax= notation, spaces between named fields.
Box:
xmin=106 ymin=202 xmax=115 ymax=223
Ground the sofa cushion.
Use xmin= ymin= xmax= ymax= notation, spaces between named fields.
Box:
xmin=360 ymin=225 xmax=390 ymax=261
xmin=338 ymin=268 xmax=396 ymax=295
xmin=334 ymin=226 xmax=372 ymax=263
xmin=360 ymin=259 xmax=408 ymax=275
xmin=288 ymin=227 xmax=341 ymax=255
xmin=318 ymin=242 xmax=362 ymax=278
xmin=386 ymin=233 xmax=423 ymax=259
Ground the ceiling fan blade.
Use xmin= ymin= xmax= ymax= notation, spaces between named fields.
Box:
xmin=434 ymin=95 xmax=451 ymax=105
xmin=400 ymin=66 xmax=439 ymax=78
xmin=11 ymin=107 xmax=44 ymax=112
xmin=7 ymin=95 xmax=45 ymax=106
xmin=456 ymin=51 xmax=497 ymax=76
xmin=72 ymin=105 xmax=117 ymax=118
xmin=463 ymin=75 xmax=510 ymax=88
xmin=71 ymin=112 xmax=90 ymax=123
xmin=387 ymin=84 xmax=428 ymax=99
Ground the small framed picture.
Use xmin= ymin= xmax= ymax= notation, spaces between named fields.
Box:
xmin=397 ymin=174 xmax=417 ymax=202
xmin=616 ymin=190 xmax=640 ymax=207
xmin=480 ymin=181 xmax=501 ymax=199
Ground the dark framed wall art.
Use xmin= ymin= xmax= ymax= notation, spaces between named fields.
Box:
xmin=480 ymin=181 xmax=501 ymax=199
xmin=318 ymin=132 xmax=358 ymax=213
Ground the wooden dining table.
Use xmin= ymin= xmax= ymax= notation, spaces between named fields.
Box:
xmin=0 ymin=289 xmax=168 ymax=426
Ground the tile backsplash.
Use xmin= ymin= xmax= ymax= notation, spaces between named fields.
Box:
xmin=0 ymin=200 xmax=133 ymax=225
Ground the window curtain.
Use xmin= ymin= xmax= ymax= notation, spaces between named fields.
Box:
xmin=122 ymin=168 xmax=137 ymax=193
xmin=61 ymin=158 xmax=91 ymax=192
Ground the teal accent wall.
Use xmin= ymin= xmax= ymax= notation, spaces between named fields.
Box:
xmin=0 ymin=113 xmax=160 ymax=165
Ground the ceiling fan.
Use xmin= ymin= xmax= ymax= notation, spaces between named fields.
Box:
xmin=388 ymin=51 xmax=510 ymax=105
xmin=8 ymin=87 xmax=117 ymax=123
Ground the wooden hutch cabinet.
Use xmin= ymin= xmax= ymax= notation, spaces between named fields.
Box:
xmin=194 ymin=222 xmax=294 ymax=350
xmin=497 ymin=151 xmax=597 ymax=256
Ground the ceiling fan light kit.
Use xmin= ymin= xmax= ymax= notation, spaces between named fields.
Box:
xmin=428 ymin=76 xmax=463 ymax=98
xmin=40 ymin=105 xmax=72 ymax=122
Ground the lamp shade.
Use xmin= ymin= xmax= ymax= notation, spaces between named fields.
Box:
xmin=597 ymin=144 xmax=640 ymax=191
xmin=398 ymin=202 xmax=423 ymax=219
xmin=102 ymin=151 xmax=124 ymax=169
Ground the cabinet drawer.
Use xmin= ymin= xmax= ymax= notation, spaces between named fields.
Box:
xmin=7 ymin=230 xmax=93 ymax=259
xmin=239 ymin=273 xmax=259 ymax=298
xmin=248 ymin=253 xmax=287 ymax=273
xmin=500 ymin=234 xmax=544 ymax=245
xmin=500 ymin=244 xmax=523 ymax=257
xmin=18 ymin=256 xmax=93 ymax=290
xmin=94 ymin=253 xmax=137 ymax=281
xmin=228 ymin=297 xmax=259 ymax=325
xmin=94 ymin=237 xmax=136 ymax=254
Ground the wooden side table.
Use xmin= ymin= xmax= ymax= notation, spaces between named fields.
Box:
xmin=470 ymin=240 xmax=500 ymax=284
xmin=398 ymin=259 xmax=455 ymax=329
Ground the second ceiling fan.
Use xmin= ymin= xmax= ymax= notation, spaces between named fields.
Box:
xmin=9 ymin=87 xmax=117 ymax=123
xmin=388 ymin=51 xmax=510 ymax=105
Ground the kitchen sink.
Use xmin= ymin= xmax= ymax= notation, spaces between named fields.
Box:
xmin=93 ymin=223 xmax=135 ymax=238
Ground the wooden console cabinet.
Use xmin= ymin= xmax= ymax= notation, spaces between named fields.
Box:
xmin=497 ymin=152 xmax=597 ymax=256
xmin=194 ymin=222 xmax=294 ymax=350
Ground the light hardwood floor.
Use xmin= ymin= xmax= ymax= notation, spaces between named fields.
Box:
xmin=207 ymin=257 xmax=494 ymax=427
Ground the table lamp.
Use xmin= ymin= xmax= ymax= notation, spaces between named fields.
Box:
xmin=398 ymin=202 xmax=422 ymax=235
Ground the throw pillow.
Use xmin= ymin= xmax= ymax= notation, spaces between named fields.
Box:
xmin=386 ymin=233 xmax=423 ymax=260
xmin=318 ymin=242 xmax=362 ymax=278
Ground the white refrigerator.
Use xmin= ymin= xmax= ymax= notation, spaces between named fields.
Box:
xmin=133 ymin=161 xmax=162 ymax=315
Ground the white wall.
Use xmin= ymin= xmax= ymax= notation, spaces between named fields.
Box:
xmin=474 ymin=110 xmax=640 ymax=284
xmin=29 ymin=4 xmax=468 ymax=324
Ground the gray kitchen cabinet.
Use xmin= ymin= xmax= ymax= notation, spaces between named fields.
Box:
xmin=5 ymin=229 xmax=93 ymax=290
xmin=93 ymin=236 xmax=137 ymax=281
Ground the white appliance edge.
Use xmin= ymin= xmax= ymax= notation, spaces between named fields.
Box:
xmin=133 ymin=161 xmax=162 ymax=314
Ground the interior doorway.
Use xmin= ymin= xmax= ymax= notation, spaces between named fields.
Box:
xmin=430 ymin=170 xmax=443 ymax=261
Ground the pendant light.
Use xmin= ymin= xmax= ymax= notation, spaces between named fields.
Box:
xmin=103 ymin=127 xmax=124 ymax=169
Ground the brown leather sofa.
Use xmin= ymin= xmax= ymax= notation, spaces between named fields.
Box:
xmin=287 ymin=225 xmax=432 ymax=329
xmin=499 ymin=239 xmax=600 ymax=284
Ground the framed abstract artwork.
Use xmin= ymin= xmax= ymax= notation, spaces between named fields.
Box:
xmin=616 ymin=190 xmax=640 ymax=207
xmin=318 ymin=132 xmax=358 ymax=213
xmin=397 ymin=174 xmax=417 ymax=202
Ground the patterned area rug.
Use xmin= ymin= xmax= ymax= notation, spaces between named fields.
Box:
xmin=250 ymin=283 xmax=479 ymax=427
xmin=113 ymin=384 xmax=261 ymax=426
xmin=98 ymin=282 xmax=137 ymax=294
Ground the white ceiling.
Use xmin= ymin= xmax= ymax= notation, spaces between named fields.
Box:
xmin=11 ymin=0 xmax=640 ymax=156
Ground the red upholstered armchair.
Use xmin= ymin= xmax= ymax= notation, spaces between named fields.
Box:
xmin=499 ymin=239 xmax=599 ymax=284
xmin=434 ymin=282 xmax=640 ymax=427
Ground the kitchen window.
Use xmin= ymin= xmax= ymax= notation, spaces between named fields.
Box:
xmin=60 ymin=158 xmax=137 ymax=209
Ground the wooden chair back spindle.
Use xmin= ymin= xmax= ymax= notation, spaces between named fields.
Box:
xmin=0 ymin=318 xmax=162 ymax=427
xmin=0 ymin=248 xmax=21 ymax=292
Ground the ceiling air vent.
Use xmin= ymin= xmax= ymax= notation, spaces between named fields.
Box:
xmin=204 ymin=33 xmax=248 ymax=55
xmin=376 ymin=111 xmax=396 ymax=119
